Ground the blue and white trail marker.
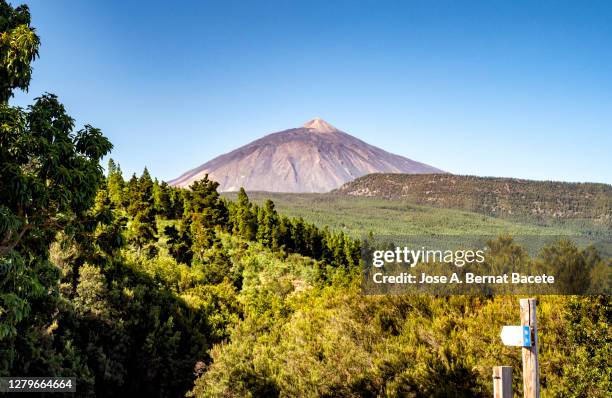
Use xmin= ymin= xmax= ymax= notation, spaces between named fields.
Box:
xmin=500 ymin=325 xmax=531 ymax=347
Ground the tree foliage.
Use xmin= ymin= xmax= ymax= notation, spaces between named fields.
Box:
xmin=0 ymin=1 xmax=39 ymax=103
xmin=0 ymin=2 xmax=609 ymax=397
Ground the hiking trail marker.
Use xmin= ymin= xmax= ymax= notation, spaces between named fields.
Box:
xmin=494 ymin=298 xmax=540 ymax=398
xmin=500 ymin=325 xmax=531 ymax=347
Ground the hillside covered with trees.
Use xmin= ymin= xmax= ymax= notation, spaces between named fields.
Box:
xmin=0 ymin=2 xmax=610 ymax=397
xmin=335 ymin=173 xmax=612 ymax=224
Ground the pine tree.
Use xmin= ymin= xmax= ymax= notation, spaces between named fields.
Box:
xmin=256 ymin=200 xmax=279 ymax=248
xmin=106 ymin=158 xmax=125 ymax=209
xmin=125 ymin=173 xmax=139 ymax=214
xmin=199 ymin=238 xmax=233 ymax=285
xmin=187 ymin=175 xmax=228 ymax=229
xmin=138 ymin=167 xmax=154 ymax=209
xmin=232 ymin=188 xmax=256 ymax=241
xmin=155 ymin=181 xmax=172 ymax=218
xmin=291 ymin=217 xmax=306 ymax=253
xmin=126 ymin=169 xmax=157 ymax=252
xmin=164 ymin=224 xmax=192 ymax=264
xmin=152 ymin=178 xmax=161 ymax=212
xmin=190 ymin=213 xmax=216 ymax=259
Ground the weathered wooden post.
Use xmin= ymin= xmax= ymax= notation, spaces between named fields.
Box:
xmin=520 ymin=298 xmax=540 ymax=398
xmin=492 ymin=366 xmax=512 ymax=398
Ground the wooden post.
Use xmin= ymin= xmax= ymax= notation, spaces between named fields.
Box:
xmin=520 ymin=298 xmax=540 ymax=398
xmin=493 ymin=366 xmax=512 ymax=398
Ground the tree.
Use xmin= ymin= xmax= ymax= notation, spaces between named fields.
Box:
xmin=178 ymin=175 xmax=229 ymax=259
xmin=256 ymin=200 xmax=279 ymax=248
xmin=126 ymin=169 xmax=158 ymax=253
xmin=0 ymin=1 xmax=39 ymax=103
xmin=0 ymin=94 xmax=112 ymax=371
xmin=0 ymin=0 xmax=115 ymax=382
xmin=127 ymin=209 xmax=157 ymax=253
xmin=155 ymin=181 xmax=173 ymax=218
xmin=170 ymin=188 xmax=185 ymax=219
xmin=190 ymin=213 xmax=216 ymax=258
xmin=164 ymin=224 xmax=193 ymax=265
xmin=198 ymin=238 xmax=233 ymax=285
xmin=536 ymin=239 xmax=593 ymax=294
xmin=555 ymin=296 xmax=611 ymax=397
xmin=291 ymin=217 xmax=306 ymax=253
xmin=187 ymin=175 xmax=228 ymax=229
xmin=107 ymin=158 xmax=125 ymax=209
xmin=54 ymin=187 xmax=126 ymax=297
xmin=125 ymin=173 xmax=139 ymax=211
xmin=231 ymin=188 xmax=256 ymax=241
xmin=137 ymin=167 xmax=154 ymax=209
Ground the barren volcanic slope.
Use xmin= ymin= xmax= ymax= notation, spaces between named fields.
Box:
xmin=169 ymin=118 xmax=443 ymax=192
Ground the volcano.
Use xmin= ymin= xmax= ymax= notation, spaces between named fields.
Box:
xmin=169 ymin=118 xmax=443 ymax=192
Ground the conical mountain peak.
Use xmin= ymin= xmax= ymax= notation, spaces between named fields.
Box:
xmin=302 ymin=118 xmax=339 ymax=133
xmin=170 ymin=119 xmax=444 ymax=192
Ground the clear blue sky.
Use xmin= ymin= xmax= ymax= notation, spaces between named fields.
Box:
xmin=10 ymin=0 xmax=612 ymax=184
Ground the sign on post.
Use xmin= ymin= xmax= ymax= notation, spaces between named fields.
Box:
xmin=500 ymin=325 xmax=531 ymax=347
xmin=496 ymin=299 xmax=540 ymax=398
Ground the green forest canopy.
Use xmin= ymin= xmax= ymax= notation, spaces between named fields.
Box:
xmin=0 ymin=2 xmax=610 ymax=397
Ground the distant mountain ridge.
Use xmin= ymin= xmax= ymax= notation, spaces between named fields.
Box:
xmin=169 ymin=118 xmax=443 ymax=192
xmin=334 ymin=173 xmax=612 ymax=223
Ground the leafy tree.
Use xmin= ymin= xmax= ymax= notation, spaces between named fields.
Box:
xmin=0 ymin=95 xmax=111 ymax=373
xmin=0 ymin=1 xmax=39 ymax=103
xmin=55 ymin=187 xmax=126 ymax=297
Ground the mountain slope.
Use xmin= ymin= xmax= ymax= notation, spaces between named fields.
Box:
xmin=169 ymin=118 xmax=443 ymax=192
xmin=334 ymin=173 xmax=612 ymax=223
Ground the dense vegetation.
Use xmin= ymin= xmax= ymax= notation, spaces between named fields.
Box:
xmin=226 ymin=191 xmax=612 ymax=257
xmin=0 ymin=2 xmax=610 ymax=397
xmin=335 ymin=173 xmax=612 ymax=224
xmin=5 ymin=158 xmax=610 ymax=397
